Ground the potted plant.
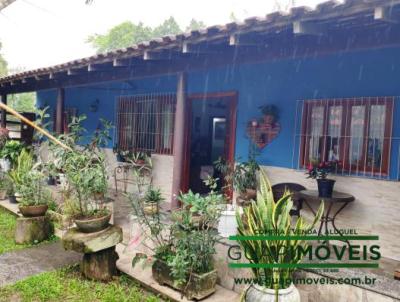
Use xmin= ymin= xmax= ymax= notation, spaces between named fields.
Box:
xmin=7 ymin=183 xmax=16 ymax=203
xmin=0 ymin=127 xmax=9 ymax=149
xmin=0 ymin=172 xmax=8 ymax=200
xmin=18 ymin=170 xmax=53 ymax=217
xmin=0 ymin=140 xmax=24 ymax=172
xmin=236 ymin=171 xmax=324 ymax=302
xmin=63 ymin=145 xmax=111 ymax=233
xmin=0 ymin=128 xmax=9 ymax=171
xmin=53 ymin=116 xmax=112 ymax=233
xmin=175 ymin=187 xmax=223 ymax=227
xmin=8 ymin=149 xmax=34 ymax=203
xmin=130 ymin=151 xmax=149 ymax=166
xmin=214 ymin=157 xmax=260 ymax=203
xmin=130 ymin=189 xmax=223 ymax=300
xmin=142 ymin=187 xmax=164 ymax=215
xmin=259 ymin=104 xmax=279 ymax=124
xmin=307 ymin=159 xmax=337 ymax=198
xmin=113 ymin=146 xmax=129 ymax=162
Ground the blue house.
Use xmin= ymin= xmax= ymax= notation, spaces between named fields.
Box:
xmin=1 ymin=0 xmax=400 ymax=262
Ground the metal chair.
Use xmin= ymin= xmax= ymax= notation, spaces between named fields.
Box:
xmin=271 ymin=183 xmax=306 ymax=217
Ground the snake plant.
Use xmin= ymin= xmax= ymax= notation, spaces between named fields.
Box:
xmin=236 ymin=170 xmax=324 ymax=297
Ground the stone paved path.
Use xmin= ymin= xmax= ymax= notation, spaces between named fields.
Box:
xmin=0 ymin=242 xmax=81 ymax=287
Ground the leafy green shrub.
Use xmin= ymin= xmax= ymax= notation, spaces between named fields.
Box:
xmin=236 ymin=171 xmax=324 ymax=294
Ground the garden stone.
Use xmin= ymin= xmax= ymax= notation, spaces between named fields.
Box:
xmin=63 ymin=225 xmax=122 ymax=281
xmin=63 ymin=225 xmax=122 ymax=254
xmin=15 ymin=216 xmax=52 ymax=244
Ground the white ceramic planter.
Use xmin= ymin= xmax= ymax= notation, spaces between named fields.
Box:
xmin=245 ymin=283 xmax=300 ymax=302
xmin=218 ymin=205 xmax=239 ymax=238
xmin=0 ymin=158 xmax=11 ymax=172
xmin=58 ymin=173 xmax=68 ymax=189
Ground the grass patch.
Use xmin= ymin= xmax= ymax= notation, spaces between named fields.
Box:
xmin=0 ymin=208 xmax=57 ymax=255
xmin=0 ymin=265 xmax=164 ymax=302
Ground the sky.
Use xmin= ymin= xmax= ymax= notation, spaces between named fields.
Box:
xmin=0 ymin=0 xmax=329 ymax=72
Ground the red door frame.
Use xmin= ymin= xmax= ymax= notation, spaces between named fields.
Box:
xmin=181 ymin=91 xmax=238 ymax=199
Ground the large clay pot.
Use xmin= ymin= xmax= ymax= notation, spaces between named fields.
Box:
xmin=75 ymin=213 xmax=111 ymax=233
xmin=317 ymin=179 xmax=335 ymax=198
xmin=152 ymin=259 xmax=217 ymax=300
xmin=19 ymin=204 xmax=48 ymax=217
xmin=245 ymin=283 xmax=300 ymax=302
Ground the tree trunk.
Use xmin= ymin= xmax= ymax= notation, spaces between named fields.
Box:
xmin=81 ymin=246 xmax=119 ymax=281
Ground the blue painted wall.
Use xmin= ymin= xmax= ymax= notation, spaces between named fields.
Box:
xmin=37 ymin=46 xmax=400 ymax=180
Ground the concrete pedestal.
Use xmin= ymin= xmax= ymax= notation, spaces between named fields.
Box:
xmin=63 ymin=225 xmax=123 ymax=281
xmin=15 ymin=216 xmax=52 ymax=244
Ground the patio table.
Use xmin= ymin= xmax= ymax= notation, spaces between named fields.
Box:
xmin=298 ymin=190 xmax=355 ymax=245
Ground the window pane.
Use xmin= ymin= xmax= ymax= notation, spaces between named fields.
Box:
xmin=117 ymin=95 xmax=176 ymax=155
xmin=327 ymin=105 xmax=342 ymax=161
xmin=367 ymin=105 xmax=386 ymax=170
xmin=349 ymin=105 xmax=365 ymax=166
xmin=308 ymin=106 xmax=324 ymax=161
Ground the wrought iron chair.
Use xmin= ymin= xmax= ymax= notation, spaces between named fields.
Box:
xmin=271 ymin=183 xmax=306 ymax=217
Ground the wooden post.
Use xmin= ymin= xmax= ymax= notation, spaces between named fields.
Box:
xmin=56 ymin=88 xmax=65 ymax=134
xmin=171 ymin=72 xmax=187 ymax=210
xmin=0 ymin=94 xmax=7 ymax=128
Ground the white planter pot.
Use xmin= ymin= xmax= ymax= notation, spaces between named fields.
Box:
xmin=58 ymin=173 xmax=68 ymax=189
xmin=218 ymin=206 xmax=238 ymax=238
xmin=245 ymin=283 xmax=300 ymax=302
xmin=0 ymin=158 xmax=10 ymax=172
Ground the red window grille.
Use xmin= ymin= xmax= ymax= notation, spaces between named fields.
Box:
xmin=299 ymin=97 xmax=394 ymax=177
xmin=115 ymin=93 xmax=176 ymax=155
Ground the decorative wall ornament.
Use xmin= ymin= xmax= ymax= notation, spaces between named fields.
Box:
xmin=246 ymin=105 xmax=281 ymax=149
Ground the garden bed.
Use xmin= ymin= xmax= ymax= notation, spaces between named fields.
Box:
xmin=0 ymin=265 xmax=163 ymax=302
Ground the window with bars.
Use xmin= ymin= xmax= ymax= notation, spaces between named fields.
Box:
xmin=115 ymin=94 xmax=176 ymax=155
xmin=299 ymin=97 xmax=394 ymax=177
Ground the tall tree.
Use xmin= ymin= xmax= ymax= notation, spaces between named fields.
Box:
xmin=186 ymin=19 xmax=206 ymax=31
xmin=88 ymin=17 xmax=206 ymax=54
xmin=87 ymin=21 xmax=153 ymax=53
xmin=273 ymin=0 xmax=295 ymax=11
xmin=0 ymin=42 xmax=7 ymax=77
xmin=153 ymin=16 xmax=182 ymax=38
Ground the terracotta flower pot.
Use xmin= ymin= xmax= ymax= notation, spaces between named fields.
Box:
xmin=93 ymin=192 xmax=105 ymax=200
xmin=152 ymin=259 xmax=217 ymax=300
xmin=19 ymin=204 xmax=48 ymax=217
xmin=240 ymin=188 xmax=257 ymax=201
xmin=75 ymin=213 xmax=111 ymax=233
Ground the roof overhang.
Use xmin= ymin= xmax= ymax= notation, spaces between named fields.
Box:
xmin=2 ymin=0 xmax=400 ymax=94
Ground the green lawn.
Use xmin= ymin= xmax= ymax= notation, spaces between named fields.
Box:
xmin=0 ymin=265 xmax=164 ymax=302
xmin=0 ymin=208 xmax=57 ymax=255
